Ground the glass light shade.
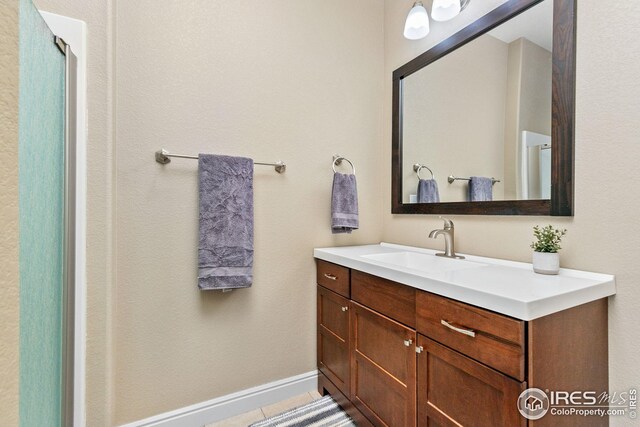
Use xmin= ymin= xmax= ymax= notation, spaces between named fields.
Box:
xmin=431 ymin=0 xmax=461 ymax=22
xmin=404 ymin=2 xmax=430 ymax=40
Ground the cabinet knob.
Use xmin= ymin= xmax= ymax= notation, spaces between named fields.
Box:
xmin=341 ymin=306 xmax=349 ymax=312
xmin=415 ymin=345 xmax=424 ymax=354
xmin=404 ymin=339 xmax=413 ymax=347
xmin=323 ymin=273 xmax=337 ymax=281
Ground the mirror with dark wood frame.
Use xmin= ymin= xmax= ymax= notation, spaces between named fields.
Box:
xmin=392 ymin=0 xmax=575 ymax=216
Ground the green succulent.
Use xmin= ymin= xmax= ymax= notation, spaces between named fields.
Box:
xmin=531 ymin=225 xmax=567 ymax=253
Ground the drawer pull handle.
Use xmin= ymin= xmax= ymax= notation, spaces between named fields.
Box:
xmin=323 ymin=273 xmax=337 ymax=281
xmin=441 ymin=319 xmax=476 ymax=338
xmin=404 ymin=339 xmax=413 ymax=347
xmin=341 ymin=306 xmax=349 ymax=312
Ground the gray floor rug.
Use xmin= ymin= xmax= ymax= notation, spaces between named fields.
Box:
xmin=249 ymin=395 xmax=355 ymax=427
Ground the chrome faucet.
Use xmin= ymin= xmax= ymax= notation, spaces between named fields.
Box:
xmin=429 ymin=217 xmax=465 ymax=259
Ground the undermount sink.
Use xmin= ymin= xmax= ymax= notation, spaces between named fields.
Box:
xmin=362 ymin=251 xmax=487 ymax=274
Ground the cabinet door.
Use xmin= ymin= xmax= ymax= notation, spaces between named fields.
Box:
xmin=317 ymin=286 xmax=351 ymax=396
xmin=351 ymin=302 xmax=416 ymax=427
xmin=417 ymin=335 xmax=526 ymax=427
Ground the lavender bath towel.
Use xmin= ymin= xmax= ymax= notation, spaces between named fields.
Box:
xmin=469 ymin=176 xmax=493 ymax=202
xmin=417 ymin=179 xmax=440 ymax=203
xmin=331 ymin=173 xmax=359 ymax=234
xmin=198 ymin=154 xmax=254 ymax=290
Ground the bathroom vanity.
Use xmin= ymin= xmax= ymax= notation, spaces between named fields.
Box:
xmin=314 ymin=243 xmax=615 ymax=427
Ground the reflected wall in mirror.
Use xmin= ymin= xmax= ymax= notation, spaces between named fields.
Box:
xmin=392 ymin=0 xmax=576 ymax=216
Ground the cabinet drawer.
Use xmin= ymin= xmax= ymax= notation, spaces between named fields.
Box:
xmin=316 ymin=259 xmax=350 ymax=298
xmin=416 ymin=292 xmax=525 ymax=381
xmin=352 ymin=270 xmax=416 ymax=328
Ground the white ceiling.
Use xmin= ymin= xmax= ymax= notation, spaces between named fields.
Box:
xmin=488 ymin=0 xmax=553 ymax=52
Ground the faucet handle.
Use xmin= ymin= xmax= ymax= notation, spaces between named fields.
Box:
xmin=439 ymin=216 xmax=454 ymax=229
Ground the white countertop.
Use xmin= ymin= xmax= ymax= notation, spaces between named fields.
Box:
xmin=313 ymin=243 xmax=616 ymax=321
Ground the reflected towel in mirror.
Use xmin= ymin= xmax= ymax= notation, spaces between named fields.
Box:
xmin=469 ymin=176 xmax=493 ymax=202
xmin=417 ymin=179 xmax=440 ymax=203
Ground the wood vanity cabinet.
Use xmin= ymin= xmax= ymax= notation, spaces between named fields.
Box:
xmin=315 ymin=259 xmax=609 ymax=427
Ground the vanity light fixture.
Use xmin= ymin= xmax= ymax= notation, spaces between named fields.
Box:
xmin=431 ymin=0 xmax=471 ymax=22
xmin=404 ymin=1 xmax=430 ymax=40
xmin=404 ymin=0 xmax=471 ymax=40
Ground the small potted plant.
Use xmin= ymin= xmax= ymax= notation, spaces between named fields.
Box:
xmin=530 ymin=225 xmax=567 ymax=275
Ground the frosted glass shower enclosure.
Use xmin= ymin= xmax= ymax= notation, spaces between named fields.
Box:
xmin=18 ymin=0 xmax=77 ymax=425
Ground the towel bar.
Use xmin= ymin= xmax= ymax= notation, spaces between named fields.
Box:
xmin=155 ymin=149 xmax=286 ymax=173
xmin=448 ymin=175 xmax=500 ymax=185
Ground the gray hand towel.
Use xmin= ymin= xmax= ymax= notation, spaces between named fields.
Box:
xmin=417 ymin=179 xmax=440 ymax=203
xmin=331 ymin=173 xmax=359 ymax=234
xmin=469 ymin=176 xmax=493 ymax=202
xmin=198 ymin=154 xmax=254 ymax=290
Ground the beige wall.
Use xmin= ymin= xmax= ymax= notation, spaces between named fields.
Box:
xmin=32 ymin=0 xmax=117 ymax=424
xmin=0 ymin=1 xmax=20 ymax=425
xmin=503 ymin=39 xmax=521 ymax=199
xmin=402 ymin=34 xmax=508 ymax=202
xmin=384 ymin=3 xmax=640 ymax=427
xmin=30 ymin=0 xmax=383 ymax=423
xmin=113 ymin=0 xmax=383 ymax=423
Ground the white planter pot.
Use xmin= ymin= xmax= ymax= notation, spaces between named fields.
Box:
xmin=532 ymin=251 xmax=560 ymax=275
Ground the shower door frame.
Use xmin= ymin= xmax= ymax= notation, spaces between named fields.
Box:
xmin=62 ymin=40 xmax=78 ymax=427
xmin=41 ymin=12 xmax=87 ymax=426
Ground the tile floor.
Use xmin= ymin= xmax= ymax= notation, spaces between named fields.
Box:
xmin=205 ymin=390 xmax=323 ymax=427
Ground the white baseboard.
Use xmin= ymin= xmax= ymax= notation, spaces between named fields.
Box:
xmin=119 ymin=370 xmax=319 ymax=427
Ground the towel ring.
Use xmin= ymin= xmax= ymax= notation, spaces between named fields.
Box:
xmin=333 ymin=155 xmax=356 ymax=175
xmin=413 ymin=163 xmax=434 ymax=180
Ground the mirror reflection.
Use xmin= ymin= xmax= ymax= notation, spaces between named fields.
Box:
xmin=402 ymin=0 xmax=553 ymax=203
